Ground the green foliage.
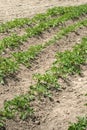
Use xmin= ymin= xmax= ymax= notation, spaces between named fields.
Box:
xmin=13 ymin=44 xmax=43 ymax=67
xmin=0 ymin=34 xmax=28 ymax=54
xmin=0 ymin=57 xmax=18 ymax=84
xmin=1 ymin=4 xmax=87 ymax=53
xmin=0 ymin=115 xmax=6 ymax=128
xmin=0 ymin=4 xmax=87 ymax=33
xmin=2 ymin=94 xmax=34 ymax=120
xmin=34 ymin=37 xmax=87 ymax=98
xmin=34 ymin=72 xmax=60 ymax=90
xmin=26 ymin=9 xmax=87 ymax=38
xmin=0 ymin=35 xmax=86 ymax=127
xmin=1 ymin=4 xmax=87 ymax=129
xmin=1 ymin=17 xmax=87 ymax=84
xmin=0 ymin=18 xmax=31 ymax=33
xmin=68 ymin=117 xmax=87 ymax=130
xmin=30 ymin=84 xmax=50 ymax=97
xmin=45 ymin=19 xmax=87 ymax=47
xmin=51 ymin=37 xmax=87 ymax=77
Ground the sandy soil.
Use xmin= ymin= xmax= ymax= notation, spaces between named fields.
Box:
xmin=0 ymin=1 xmax=87 ymax=130
xmin=35 ymin=65 xmax=87 ymax=130
xmin=0 ymin=0 xmax=87 ymax=22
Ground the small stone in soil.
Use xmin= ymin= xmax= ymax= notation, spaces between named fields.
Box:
xmin=35 ymin=120 xmax=40 ymax=125
xmin=56 ymin=100 xmax=60 ymax=103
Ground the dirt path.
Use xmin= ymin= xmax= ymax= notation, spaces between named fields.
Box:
xmin=0 ymin=0 xmax=87 ymax=22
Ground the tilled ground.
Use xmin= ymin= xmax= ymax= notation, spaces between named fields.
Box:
xmin=0 ymin=0 xmax=87 ymax=22
xmin=3 ymin=66 xmax=87 ymax=130
xmin=4 ymin=26 xmax=87 ymax=130
xmin=0 ymin=1 xmax=87 ymax=130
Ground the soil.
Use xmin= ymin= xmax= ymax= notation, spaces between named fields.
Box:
xmin=35 ymin=65 xmax=87 ymax=130
xmin=0 ymin=1 xmax=87 ymax=130
xmin=6 ymin=66 xmax=87 ymax=130
xmin=0 ymin=0 xmax=87 ymax=23
xmin=0 ymin=19 xmax=87 ymax=108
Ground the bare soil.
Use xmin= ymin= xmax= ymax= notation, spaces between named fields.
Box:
xmin=0 ymin=1 xmax=87 ymax=130
xmin=0 ymin=0 xmax=87 ymax=22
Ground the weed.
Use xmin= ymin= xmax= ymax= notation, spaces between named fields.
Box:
xmin=68 ymin=117 xmax=87 ymax=130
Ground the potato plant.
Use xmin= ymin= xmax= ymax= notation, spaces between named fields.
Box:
xmin=68 ymin=117 xmax=87 ymax=130
xmin=1 ymin=4 xmax=87 ymax=53
xmin=13 ymin=44 xmax=44 ymax=67
xmin=0 ymin=94 xmax=34 ymax=129
xmin=0 ymin=35 xmax=87 ymax=130
xmin=0 ymin=57 xmax=18 ymax=84
xmin=34 ymin=37 xmax=87 ymax=95
xmin=0 ymin=4 xmax=87 ymax=33
xmin=1 ymin=17 xmax=87 ymax=84
xmin=0 ymin=4 xmax=87 ymax=129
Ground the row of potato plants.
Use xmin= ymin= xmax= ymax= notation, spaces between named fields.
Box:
xmin=0 ymin=5 xmax=74 ymax=33
xmin=0 ymin=18 xmax=87 ymax=84
xmin=34 ymin=37 xmax=87 ymax=93
xmin=12 ymin=18 xmax=87 ymax=67
xmin=32 ymin=37 xmax=87 ymax=130
xmin=0 ymin=36 xmax=87 ymax=129
xmin=0 ymin=4 xmax=87 ymax=33
xmin=1 ymin=4 xmax=87 ymax=54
